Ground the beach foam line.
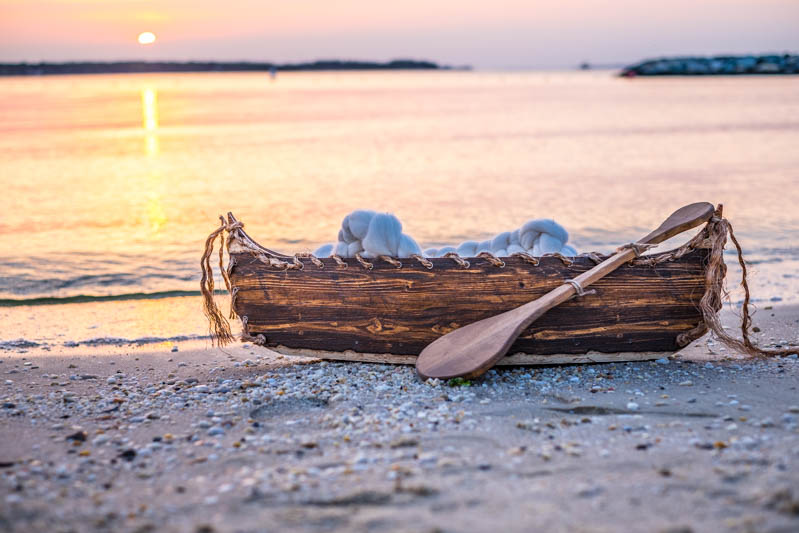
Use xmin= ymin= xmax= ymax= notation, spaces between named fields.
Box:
xmin=0 ymin=334 xmax=211 ymax=351
xmin=62 ymin=334 xmax=210 ymax=347
xmin=0 ymin=290 xmax=226 ymax=307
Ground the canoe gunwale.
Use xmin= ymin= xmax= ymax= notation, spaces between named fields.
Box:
xmin=222 ymin=212 xmax=712 ymax=272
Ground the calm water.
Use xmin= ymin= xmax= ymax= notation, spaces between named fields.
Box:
xmin=1 ymin=71 xmax=798 ymax=306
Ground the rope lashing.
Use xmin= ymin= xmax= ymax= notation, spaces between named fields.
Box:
xmin=296 ymin=252 xmax=324 ymax=269
xmin=578 ymin=252 xmax=605 ymax=265
xmin=354 ymin=253 xmax=374 ymax=270
xmin=564 ymin=279 xmax=597 ymax=297
xmin=410 ymin=254 xmax=434 ymax=269
xmin=477 ymin=252 xmax=505 ymax=268
xmin=443 ymin=252 xmax=470 ymax=268
xmin=229 ymin=286 xmax=239 ymax=319
xmin=239 ymin=315 xmax=266 ymax=346
xmin=511 ymin=252 xmax=540 ymax=266
xmin=542 ymin=252 xmax=574 ymax=266
xmin=379 ymin=255 xmax=403 ymax=268
xmin=615 ymin=242 xmax=656 ymax=258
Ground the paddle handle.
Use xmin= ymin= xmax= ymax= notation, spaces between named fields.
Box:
xmin=512 ymin=201 xmax=717 ymax=334
xmin=511 ymin=246 xmax=642 ymax=333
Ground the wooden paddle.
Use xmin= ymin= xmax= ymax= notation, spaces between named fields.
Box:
xmin=416 ymin=202 xmax=716 ymax=380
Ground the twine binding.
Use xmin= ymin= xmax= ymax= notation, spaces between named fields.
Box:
xmin=564 ymin=279 xmax=596 ymax=297
xmin=477 ymin=252 xmax=505 ymax=268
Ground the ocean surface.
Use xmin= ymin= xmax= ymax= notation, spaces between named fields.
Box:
xmin=1 ymin=70 xmax=798 ymax=347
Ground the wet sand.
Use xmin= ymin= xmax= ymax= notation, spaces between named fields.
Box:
xmin=1 ymin=305 xmax=798 ymax=533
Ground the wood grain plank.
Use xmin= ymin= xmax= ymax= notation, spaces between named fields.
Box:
xmin=229 ymin=249 xmax=710 ymax=356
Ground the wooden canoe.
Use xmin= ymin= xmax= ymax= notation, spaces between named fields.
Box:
xmin=215 ymin=213 xmax=720 ymax=366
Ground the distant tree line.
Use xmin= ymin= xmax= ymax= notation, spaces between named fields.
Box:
xmin=0 ymin=59 xmax=470 ymax=76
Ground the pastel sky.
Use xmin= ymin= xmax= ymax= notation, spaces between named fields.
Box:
xmin=2 ymin=0 xmax=798 ymax=68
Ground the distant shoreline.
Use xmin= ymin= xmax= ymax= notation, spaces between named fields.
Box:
xmin=620 ymin=53 xmax=798 ymax=76
xmin=0 ymin=59 xmax=470 ymax=77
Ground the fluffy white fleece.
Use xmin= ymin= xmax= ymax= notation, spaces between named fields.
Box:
xmin=314 ymin=210 xmax=577 ymax=259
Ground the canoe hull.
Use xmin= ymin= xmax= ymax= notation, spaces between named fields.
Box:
xmin=229 ymin=248 xmax=711 ymax=358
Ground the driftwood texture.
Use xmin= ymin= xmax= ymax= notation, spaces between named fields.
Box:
xmin=229 ymin=246 xmax=711 ymax=359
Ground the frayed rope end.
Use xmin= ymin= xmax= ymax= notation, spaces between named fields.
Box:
xmin=201 ymin=216 xmax=237 ymax=347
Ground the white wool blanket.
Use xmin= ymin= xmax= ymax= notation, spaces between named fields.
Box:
xmin=313 ymin=210 xmax=577 ymax=259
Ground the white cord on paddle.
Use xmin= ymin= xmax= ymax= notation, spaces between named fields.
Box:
xmin=564 ymin=279 xmax=596 ymax=297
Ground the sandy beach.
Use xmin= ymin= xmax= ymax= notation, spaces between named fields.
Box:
xmin=3 ymin=2 xmax=799 ymax=531
xmin=2 ymin=301 xmax=798 ymax=532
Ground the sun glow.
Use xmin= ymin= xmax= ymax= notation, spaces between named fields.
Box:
xmin=137 ymin=31 xmax=156 ymax=45
xmin=141 ymin=88 xmax=159 ymax=156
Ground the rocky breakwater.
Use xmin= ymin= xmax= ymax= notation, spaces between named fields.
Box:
xmin=620 ymin=53 xmax=799 ymax=76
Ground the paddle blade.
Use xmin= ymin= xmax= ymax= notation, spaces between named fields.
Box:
xmin=416 ymin=308 xmax=532 ymax=380
xmin=639 ymin=202 xmax=715 ymax=245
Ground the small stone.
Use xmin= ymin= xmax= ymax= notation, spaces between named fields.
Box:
xmin=508 ymin=446 xmax=527 ymax=456
xmin=207 ymin=426 xmax=225 ymax=437
xmin=66 ymin=430 xmax=87 ymax=442
xmin=655 ymin=358 xmax=670 ymax=365
xmin=390 ymin=437 xmax=419 ymax=448
xmin=679 ymin=380 xmax=693 ymax=386
xmin=118 ymin=449 xmax=137 ymax=461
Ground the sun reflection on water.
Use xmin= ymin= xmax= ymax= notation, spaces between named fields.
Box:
xmin=140 ymin=87 xmax=166 ymax=233
xmin=141 ymin=87 xmax=159 ymax=156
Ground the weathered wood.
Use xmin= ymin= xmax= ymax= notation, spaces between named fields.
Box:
xmin=229 ymin=247 xmax=710 ymax=359
xmin=415 ymin=202 xmax=715 ymax=379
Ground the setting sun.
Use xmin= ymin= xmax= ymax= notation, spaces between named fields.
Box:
xmin=137 ymin=31 xmax=156 ymax=45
